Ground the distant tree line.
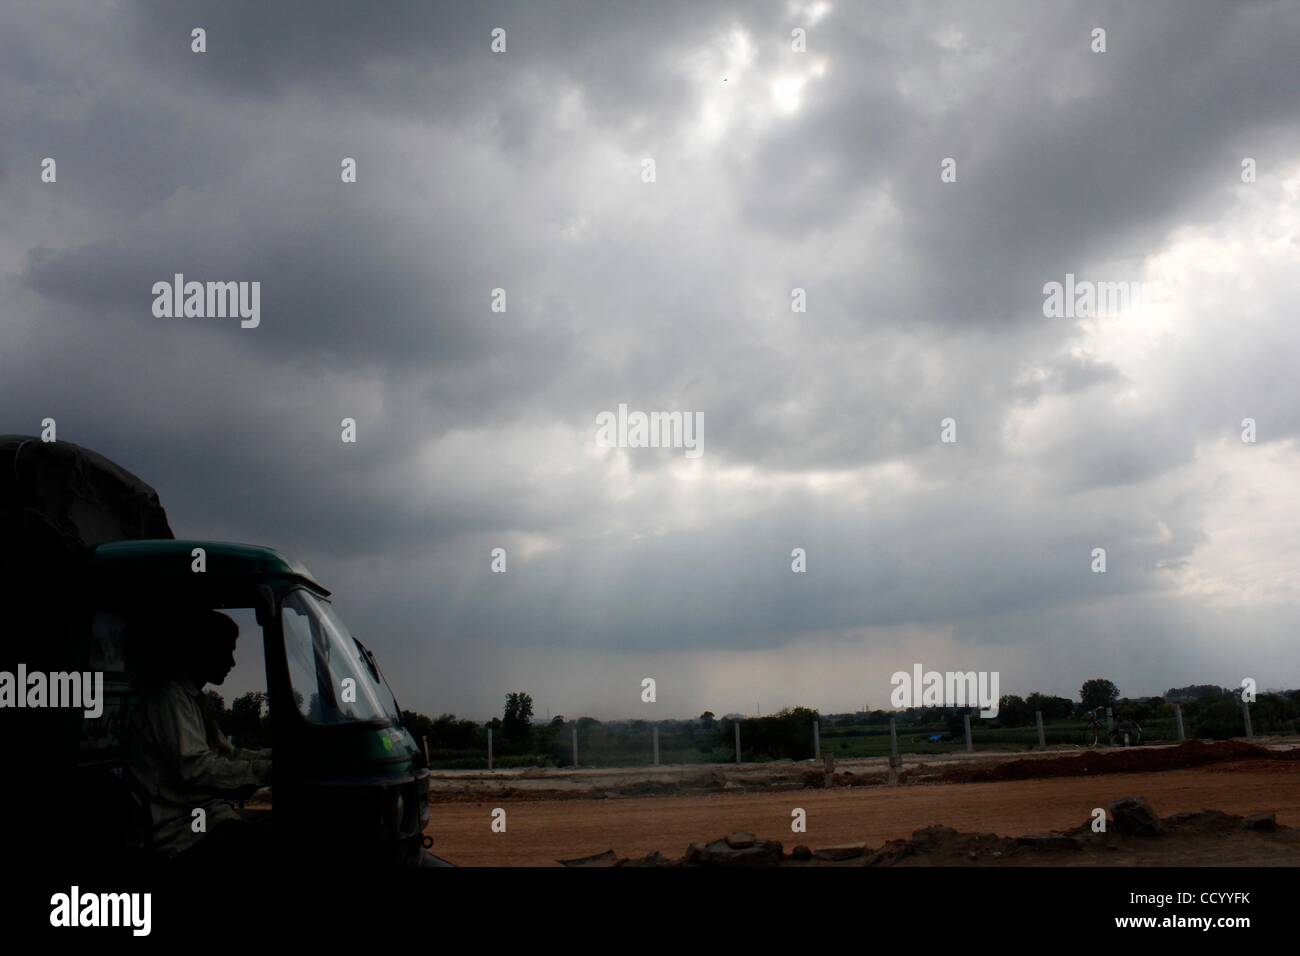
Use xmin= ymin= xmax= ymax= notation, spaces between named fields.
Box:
xmin=276 ymin=676 xmax=1300 ymax=768
xmin=716 ymin=707 xmax=820 ymax=760
xmin=206 ymin=689 xmax=272 ymax=749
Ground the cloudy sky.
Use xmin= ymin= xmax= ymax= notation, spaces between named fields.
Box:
xmin=4 ymin=1 xmax=1299 ymax=720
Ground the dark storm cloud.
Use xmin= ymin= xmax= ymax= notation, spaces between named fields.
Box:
xmin=767 ymin=2 xmax=1300 ymax=324
xmin=125 ymin=0 xmax=770 ymax=140
xmin=4 ymin=0 xmax=1300 ymax=714
xmin=432 ymin=478 xmax=1197 ymax=651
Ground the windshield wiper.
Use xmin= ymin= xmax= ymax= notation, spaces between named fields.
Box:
xmin=354 ymin=636 xmax=402 ymax=714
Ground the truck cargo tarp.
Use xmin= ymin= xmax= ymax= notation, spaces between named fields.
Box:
xmin=0 ymin=437 xmax=173 ymax=859
xmin=0 ymin=435 xmax=173 ymax=556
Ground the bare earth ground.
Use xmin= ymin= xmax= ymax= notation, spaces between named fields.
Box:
xmin=422 ymin=740 xmax=1300 ymax=866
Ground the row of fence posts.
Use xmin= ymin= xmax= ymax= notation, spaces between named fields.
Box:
xmin=417 ymin=700 xmax=1257 ymax=771
xmin=420 ymin=725 xmax=668 ymax=770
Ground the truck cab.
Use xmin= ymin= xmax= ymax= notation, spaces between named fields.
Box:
xmin=81 ymin=539 xmax=435 ymax=865
xmin=2 ymin=435 xmax=447 ymax=866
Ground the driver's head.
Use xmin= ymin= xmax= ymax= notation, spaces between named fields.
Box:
xmin=181 ymin=610 xmax=239 ymax=687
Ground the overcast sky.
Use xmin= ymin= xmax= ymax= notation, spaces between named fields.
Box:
xmin=4 ymin=1 xmax=1299 ymax=721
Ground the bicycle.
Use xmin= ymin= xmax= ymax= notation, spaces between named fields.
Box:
xmin=1082 ymin=707 xmax=1142 ymax=747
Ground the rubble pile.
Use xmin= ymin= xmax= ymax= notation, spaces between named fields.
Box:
xmin=558 ymin=797 xmax=1296 ymax=867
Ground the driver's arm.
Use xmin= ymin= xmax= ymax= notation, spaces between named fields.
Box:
xmin=232 ymin=746 xmax=273 ymax=761
xmin=154 ymin=686 xmax=272 ymax=792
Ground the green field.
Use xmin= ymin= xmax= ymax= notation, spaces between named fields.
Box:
xmin=816 ymin=717 xmax=1182 ymax=758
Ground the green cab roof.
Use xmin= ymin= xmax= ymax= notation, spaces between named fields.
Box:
xmin=90 ymin=539 xmax=329 ymax=594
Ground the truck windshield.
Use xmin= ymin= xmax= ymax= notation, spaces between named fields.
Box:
xmin=281 ymin=589 xmax=399 ymax=725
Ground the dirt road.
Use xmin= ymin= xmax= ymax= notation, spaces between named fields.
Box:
xmin=424 ymin=760 xmax=1300 ymax=866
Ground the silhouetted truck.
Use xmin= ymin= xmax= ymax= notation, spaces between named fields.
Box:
xmin=0 ymin=435 xmax=444 ymax=866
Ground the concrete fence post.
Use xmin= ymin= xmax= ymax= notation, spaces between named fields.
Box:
xmin=1035 ymin=711 xmax=1046 ymax=749
xmin=652 ymin=726 xmax=660 ymax=766
xmin=1173 ymin=703 xmax=1185 ymax=741
xmin=813 ymin=720 xmax=821 ymax=761
xmin=487 ymin=727 xmax=493 ymax=771
xmin=422 ymin=735 xmax=430 ymax=766
xmin=888 ymin=718 xmax=900 ymax=768
xmin=735 ymin=721 xmax=742 ymax=764
xmin=1242 ymin=698 xmax=1253 ymax=739
xmin=572 ymin=727 xmax=579 ymax=766
xmin=823 ymin=751 xmax=835 ymax=789
xmin=963 ymin=713 xmax=973 ymax=753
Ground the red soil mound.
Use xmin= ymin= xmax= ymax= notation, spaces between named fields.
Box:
xmin=930 ymin=740 xmax=1298 ymax=784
